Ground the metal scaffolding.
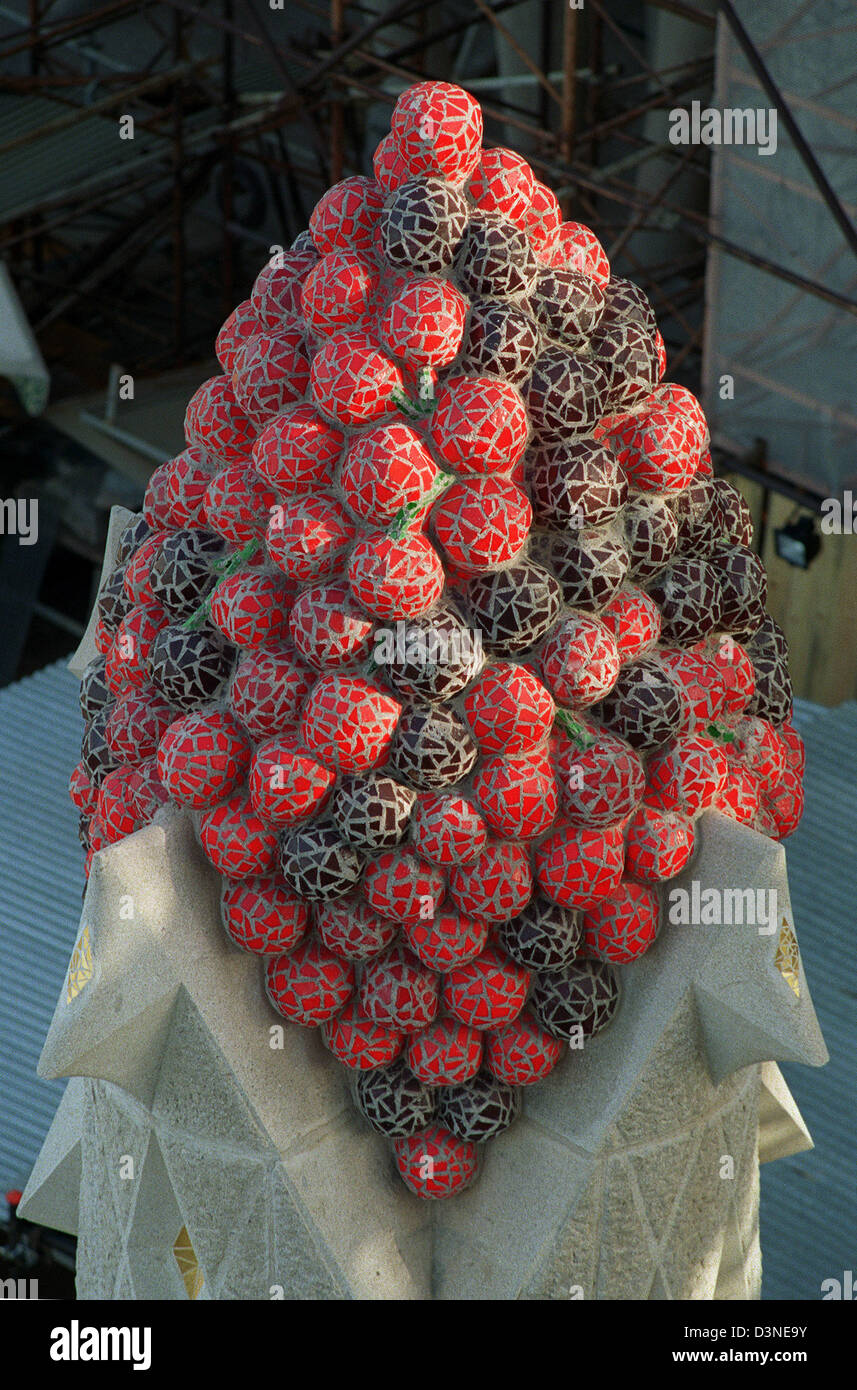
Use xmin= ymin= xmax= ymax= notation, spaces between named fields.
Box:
xmin=0 ymin=0 xmax=854 ymax=443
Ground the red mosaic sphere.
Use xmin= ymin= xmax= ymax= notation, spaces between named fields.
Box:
xmin=250 ymin=248 xmax=318 ymax=326
xmin=96 ymin=765 xmax=146 ymax=842
xmin=431 ymin=476 xmax=531 ymax=573
xmin=309 ymin=332 xmax=404 ymax=426
xmin=624 ymin=804 xmax=695 ymax=882
xmin=266 ymin=939 xmax=355 ymax=1026
xmin=229 ymin=645 xmax=312 ymax=740
xmin=448 ymin=841 xmax=533 ymax=921
xmin=525 ymin=181 xmax=562 ymax=260
xmin=408 ymin=1018 xmax=483 ymax=1086
xmin=534 ymin=822 xmax=625 ymax=908
xmin=583 ymin=880 xmax=660 ymax=962
xmin=203 ymin=465 xmax=278 ymax=548
xmin=468 ymin=146 xmax=535 ymax=226
xmin=216 ymin=297 xmax=262 ymax=372
xmin=348 ymin=531 xmax=445 ymax=621
xmin=761 ymin=767 xmax=804 ymax=839
xmin=301 ymin=251 xmax=379 ymax=337
xmin=363 ymin=849 xmax=445 ymax=925
xmin=199 ymin=793 xmax=280 ymax=878
xmin=645 ymin=734 xmax=729 ymax=817
xmin=600 ymin=399 xmax=701 ymax=492
xmin=712 ymin=764 xmax=760 ymax=827
xmin=209 ymin=570 xmax=292 ymax=649
xmin=359 ymin=943 xmax=440 ymax=1033
xmin=122 ymin=533 xmax=165 ymax=607
xmin=443 ymin=944 xmax=531 ymax=1030
xmin=157 ymin=708 xmax=251 ymax=809
xmin=231 ymin=325 xmax=310 ymax=425
xmin=309 ymin=175 xmax=385 ymax=256
xmin=379 ymin=277 xmax=467 ymax=369
xmin=310 ymin=332 xmax=404 ymax=426
xmin=392 ymin=1125 xmax=478 ymax=1199
xmin=599 ymin=586 xmax=662 ymax=661
xmin=252 ymin=403 xmax=344 ymax=495
xmin=556 ymin=727 xmax=645 ymax=829
xmin=373 ymin=131 xmax=409 ymax=191
xmin=106 ymin=602 xmax=167 ymax=694
xmin=164 ymin=446 xmax=217 ymax=529
xmin=289 ymin=583 xmax=374 ymax=670
xmin=266 ymin=492 xmax=356 ymax=583
xmin=391 ymin=81 xmax=483 ymax=185
xmin=428 ymin=376 xmax=529 ymax=476
xmin=484 ymin=1011 xmax=563 ymax=1086
xmin=221 ymin=875 xmax=310 ymax=954
xmin=69 ymin=761 xmax=99 ymax=816
xmin=404 ymin=909 xmax=488 ymax=971
xmin=410 ymin=793 xmax=488 ymax=866
xmin=550 ymin=221 xmax=610 ymax=286
xmin=315 ymin=898 xmax=399 ymax=961
xmin=300 ymin=673 xmax=402 ymax=773
xmin=184 ymin=374 xmax=257 ymax=465
xmin=249 ymin=737 xmax=335 ymax=826
xmin=105 ymin=687 xmax=174 ymax=765
xmin=340 ymin=421 xmax=437 ymax=524
xmin=472 ymin=750 xmax=558 ymax=840
xmin=322 ymin=999 xmax=404 ymax=1070
xmin=539 ymin=614 xmax=620 ymax=707
xmin=142 ymin=462 xmax=173 ymax=531
xmin=463 ymin=662 xmax=554 ymax=755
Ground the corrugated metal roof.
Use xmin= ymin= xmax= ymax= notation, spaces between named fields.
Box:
xmin=0 ymin=659 xmax=83 ymax=1195
xmin=760 ymin=698 xmax=857 ymax=1299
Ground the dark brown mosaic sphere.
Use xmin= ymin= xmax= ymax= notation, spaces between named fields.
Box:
xmin=623 ymin=495 xmax=680 ymax=581
xmin=331 ymin=773 xmax=417 ymax=851
xmin=463 ymin=560 xmax=562 ymax=654
xmin=593 ymin=658 xmax=683 ymax=750
xmin=389 ymin=704 xmax=478 ymax=790
xmin=79 ymin=656 xmax=112 ymax=722
xmin=646 ymin=557 xmax=724 ymax=645
xmin=438 ymin=1070 xmax=521 ymax=1142
xmin=529 ymin=957 xmax=620 ymax=1042
xmin=80 ymin=704 xmax=120 ymax=785
xmin=458 ymin=299 xmax=542 ymax=384
xmin=600 ymin=276 xmax=657 ymax=336
xmin=497 ymin=894 xmax=583 ymax=972
xmin=526 ymin=437 xmax=628 ymax=530
xmin=373 ymin=603 xmax=484 ymax=702
xmin=96 ymin=564 xmax=132 ymax=632
xmin=280 ymin=825 xmax=364 ymax=901
xmin=744 ymin=616 xmax=793 ymax=724
xmin=148 ymin=624 xmax=236 ymax=709
xmin=380 ymin=178 xmax=469 ymax=273
xmin=713 ymin=478 xmax=754 ymax=547
xmin=455 ymin=212 xmax=539 ymax=298
xmin=527 ymin=349 xmax=610 ymax=436
xmin=148 ymin=528 xmax=225 ymax=619
xmin=591 ymin=319 xmax=659 ymax=409
xmin=116 ymin=512 xmax=152 ymax=565
xmin=711 ymin=544 xmax=768 ymax=633
xmin=528 ymin=267 xmax=605 ymax=348
xmin=355 ymin=1056 xmax=437 ymax=1137
xmin=529 ymin=527 xmax=630 ymax=612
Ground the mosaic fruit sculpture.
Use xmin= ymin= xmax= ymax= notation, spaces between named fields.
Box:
xmin=69 ymin=81 xmax=805 ymax=1200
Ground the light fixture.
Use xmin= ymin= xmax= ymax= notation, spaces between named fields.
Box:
xmin=773 ymin=514 xmax=821 ymax=569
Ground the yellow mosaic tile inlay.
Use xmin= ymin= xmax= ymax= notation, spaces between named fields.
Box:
xmin=66 ymin=924 xmax=93 ymax=1003
xmin=774 ymin=918 xmax=801 ymax=999
xmin=173 ymin=1224 xmax=204 ymax=1299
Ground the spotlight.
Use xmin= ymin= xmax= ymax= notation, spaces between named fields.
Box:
xmin=774 ymin=515 xmax=821 ymax=569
